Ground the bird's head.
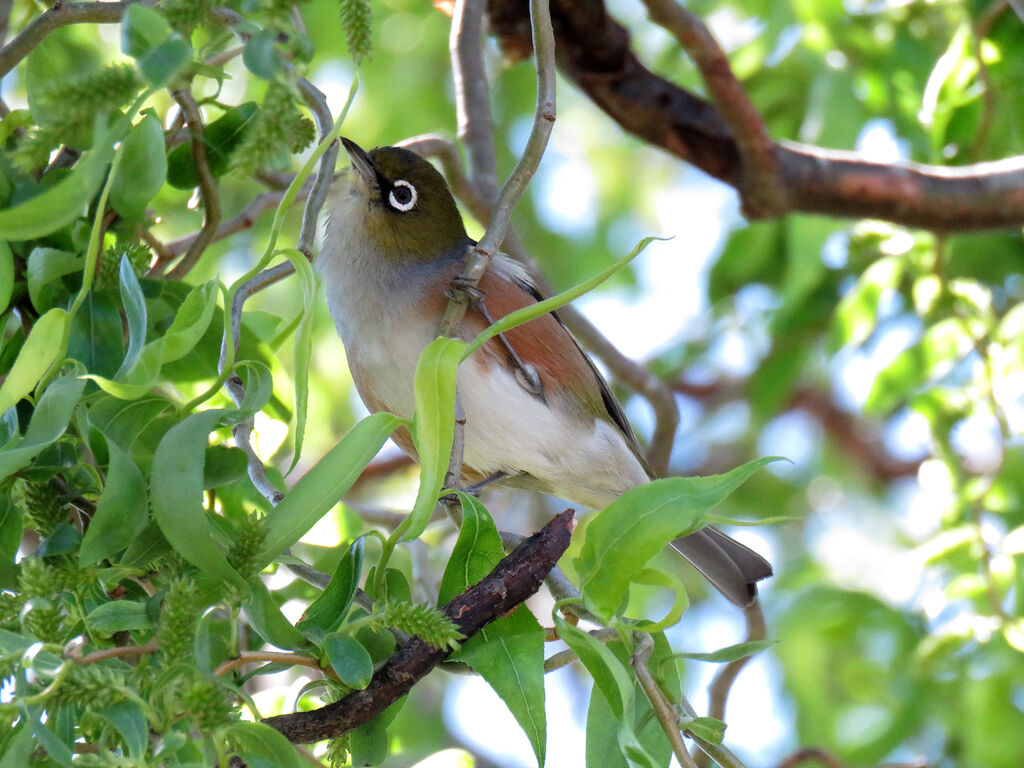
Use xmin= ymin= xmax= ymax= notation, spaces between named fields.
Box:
xmin=337 ymin=138 xmax=469 ymax=263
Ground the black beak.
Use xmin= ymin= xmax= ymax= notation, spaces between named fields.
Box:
xmin=341 ymin=137 xmax=376 ymax=186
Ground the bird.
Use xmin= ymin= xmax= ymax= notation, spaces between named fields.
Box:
xmin=316 ymin=137 xmax=772 ymax=606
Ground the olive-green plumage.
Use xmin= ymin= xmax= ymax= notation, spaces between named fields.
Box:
xmin=342 ymin=140 xmax=469 ymax=263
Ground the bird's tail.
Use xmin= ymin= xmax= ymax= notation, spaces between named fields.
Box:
xmin=671 ymin=527 xmax=773 ymax=606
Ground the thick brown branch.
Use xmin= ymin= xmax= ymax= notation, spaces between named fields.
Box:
xmin=259 ymin=509 xmax=574 ymax=744
xmin=487 ymin=0 xmax=1024 ymax=231
xmin=640 ymin=0 xmax=783 ymax=217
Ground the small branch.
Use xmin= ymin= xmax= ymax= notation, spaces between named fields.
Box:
xmin=260 ymin=509 xmax=574 ymax=744
xmin=451 ymin=0 xmax=500 ymax=203
xmin=166 ymin=88 xmax=222 ymax=280
xmin=632 ymin=633 xmax=700 ymax=768
xmin=215 ymin=651 xmax=336 ymax=680
xmin=162 ymin=185 xmax=310 ymax=259
xmin=351 ymin=453 xmax=415 ymax=490
xmin=402 ymin=133 xmax=680 ymax=474
xmin=0 ymin=0 xmax=152 ymax=79
xmin=694 ymin=601 xmax=765 ymax=768
xmin=438 ymin=0 xmax=556 ymax=338
xmin=69 ymin=639 xmax=159 ymax=666
xmin=295 ymin=77 xmax=338 ymax=258
xmin=640 ymin=0 xmax=783 ymax=217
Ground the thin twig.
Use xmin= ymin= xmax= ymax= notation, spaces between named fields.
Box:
xmin=166 ymin=88 xmax=222 ymax=280
xmin=640 ymin=0 xmax=783 ymax=217
xmin=632 ymin=633 xmax=700 ymax=768
xmin=70 ymin=639 xmax=159 ymax=666
xmin=295 ymin=77 xmax=339 ymax=257
xmin=438 ymin=0 xmax=556 ymax=338
xmin=695 ymin=601 xmax=766 ymax=768
xmin=969 ymin=0 xmax=1009 ymax=162
xmin=450 ymin=0 xmax=499 ymax=203
xmin=402 ymin=133 xmax=680 ymax=475
xmin=162 ymin=186 xmax=309 ymax=259
xmin=0 ymin=0 xmax=154 ymax=78
xmin=215 ymin=651 xmax=337 ymax=680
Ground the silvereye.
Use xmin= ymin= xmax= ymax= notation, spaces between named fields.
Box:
xmin=317 ymin=138 xmax=772 ymax=606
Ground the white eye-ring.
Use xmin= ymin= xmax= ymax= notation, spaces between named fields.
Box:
xmin=388 ymin=180 xmax=417 ymax=212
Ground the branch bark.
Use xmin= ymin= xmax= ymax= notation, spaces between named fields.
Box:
xmin=259 ymin=509 xmax=574 ymax=745
xmin=486 ymin=0 xmax=1024 ymax=232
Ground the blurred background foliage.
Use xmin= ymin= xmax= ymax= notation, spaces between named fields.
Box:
xmin=0 ymin=0 xmax=1022 ymax=766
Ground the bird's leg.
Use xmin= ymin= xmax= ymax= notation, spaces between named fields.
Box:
xmin=468 ymin=295 xmax=543 ymax=397
xmin=440 ymin=471 xmax=509 ymax=504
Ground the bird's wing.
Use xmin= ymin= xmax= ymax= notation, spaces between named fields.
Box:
xmin=447 ymin=255 xmax=653 ymax=478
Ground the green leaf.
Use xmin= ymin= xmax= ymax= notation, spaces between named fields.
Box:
xmin=349 ymin=715 xmax=389 ymax=767
xmin=0 ymin=492 xmax=22 ymax=587
xmin=67 ymin=293 xmax=125 ymax=379
xmin=0 ymin=241 xmax=13 ymax=314
xmin=161 ymin=281 xmax=219 ymax=363
xmin=0 ymin=111 xmax=133 ymax=241
xmin=243 ymin=29 xmax=284 ymax=80
xmin=439 ymin=493 xmax=546 ymax=766
xmin=18 ymin=703 xmax=73 ymax=767
xmin=464 ymin=237 xmax=660 ymax=358
xmin=262 ymin=411 xmax=402 ymax=565
xmin=116 ymin=255 xmax=148 ymax=379
xmin=224 ymin=722 xmax=307 ymax=768
xmin=86 ymin=340 xmax=163 ymax=400
xmin=96 ymin=701 xmax=148 ymax=760
xmin=27 ymin=248 xmax=81 ymax=312
xmin=298 ymin=536 xmax=364 ymax=635
xmin=575 ymin=458 xmax=779 ymax=621
xmin=150 ymin=409 xmax=246 ymax=590
xmin=683 ymin=716 xmax=726 ymax=745
xmin=243 ymin=578 xmax=308 ymax=651
xmin=166 ymin=102 xmax=259 ymax=188
xmin=406 ymin=337 xmax=466 ymax=541
xmin=865 ymin=317 xmax=975 ymax=415
xmin=278 ymin=249 xmax=317 ymax=473
xmin=0 ymin=724 xmax=34 ymax=768
xmin=673 ymin=639 xmax=776 ymax=663
xmin=554 ymin=613 xmax=660 ymax=768
xmin=86 ymin=599 xmax=149 ymax=636
xmin=110 ymin=114 xmax=167 ymax=221
xmin=0 ymin=308 xmax=67 ymax=416
xmin=324 ymin=632 xmax=373 ymax=689
xmin=121 ymin=5 xmax=191 ymax=86
xmin=828 ymin=257 xmax=904 ymax=353
xmin=203 ymin=445 xmax=247 ymax=488
xmin=0 ymin=374 xmax=86 ymax=485
xmin=79 ymin=438 xmax=148 ymax=565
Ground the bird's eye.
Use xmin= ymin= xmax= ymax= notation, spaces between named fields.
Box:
xmin=388 ymin=180 xmax=417 ymax=212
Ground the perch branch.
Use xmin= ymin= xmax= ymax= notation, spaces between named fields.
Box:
xmin=259 ymin=509 xmax=574 ymax=744
xmin=438 ymin=0 xmax=556 ymax=338
xmin=486 ymin=0 xmax=1024 ymax=231
xmin=403 ymin=133 xmax=680 ymax=475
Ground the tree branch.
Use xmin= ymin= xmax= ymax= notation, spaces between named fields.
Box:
xmin=438 ymin=0 xmax=556 ymax=338
xmin=640 ymin=0 xmax=783 ymax=218
xmin=0 ymin=0 xmax=153 ymax=79
xmin=487 ymin=0 xmax=1024 ymax=231
xmin=259 ymin=509 xmax=574 ymax=745
xmin=166 ymin=88 xmax=222 ymax=280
